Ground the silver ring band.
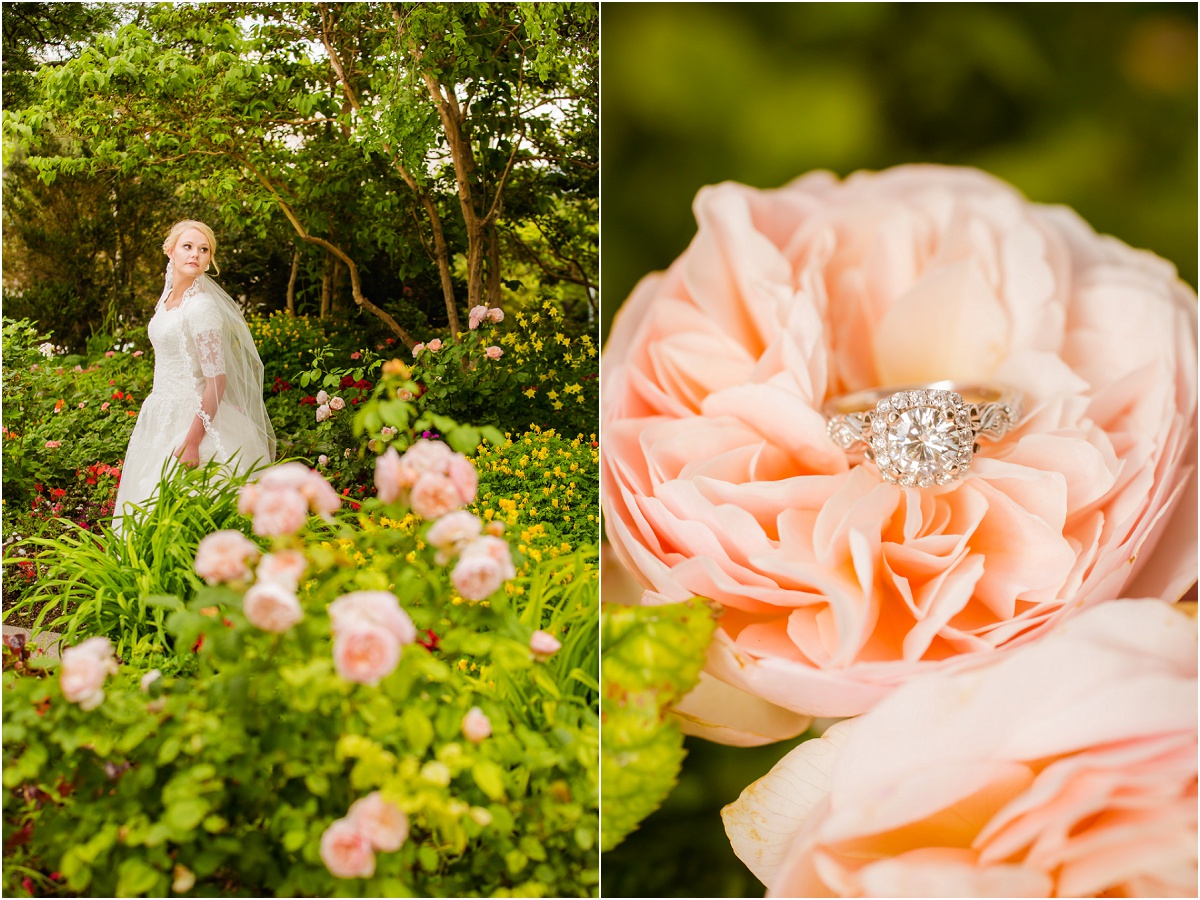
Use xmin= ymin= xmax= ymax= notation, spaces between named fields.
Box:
xmin=825 ymin=381 xmax=1023 ymax=487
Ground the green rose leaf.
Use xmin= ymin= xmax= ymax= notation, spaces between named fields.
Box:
xmin=599 ymin=598 xmax=718 ymax=852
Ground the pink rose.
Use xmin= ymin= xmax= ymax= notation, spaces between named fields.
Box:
xmin=320 ymin=817 xmax=376 ymax=879
xmin=347 ymin=792 xmax=409 ymax=852
xmin=316 ymin=390 xmax=330 ymax=405
xmin=375 ymin=448 xmax=404 ymax=504
xmin=451 ymin=537 xmax=515 ymax=600
xmin=724 ymin=600 xmax=1198 ymax=898
xmin=462 ymin=706 xmax=492 ymax=743
xmin=101 ymin=402 xmax=110 ymax=411
xmin=410 ymin=472 xmax=465 ymax=519
xmin=398 ymin=389 xmax=414 ymax=401
xmin=243 ymin=581 xmax=303 ymax=632
xmin=255 ymin=549 xmax=308 ymax=592
xmin=529 ymin=630 xmax=561 ymax=661
xmin=487 ymin=307 xmax=504 ymax=323
xmin=60 ymin=636 xmax=117 ymax=711
xmin=603 ymin=166 xmax=1197 ymax=731
xmin=44 ymin=441 xmax=61 ymax=450
xmin=426 ymin=338 xmax=443 ymax=352
xmin=237 ymin=483 xmax=260 ymax=516
xmin=398 ymin=439 xmax=454 ymax=485
xmin=412 ymin=342 xmax=425 ymax=358
xmin=333 ymin=626 xmax=401 ymax=686
xmin=484 ymin=345 xmax=503 ymax=360
xmin=249 ymin=487 xmax=309 ymax=538
xmin=446 ymin=454 xmax=478 ymax=505
xmin=328 ymin=590 xmax=417 ymax=646
xmin=350 ymin=351 xmax=361 ymax=360
xmin=317 ymin=454 xmax=329 ymax=467
xmin=329 ymin=396 xmax=346 ymax=411
xmin=194 ymin=530 xmax=260 ymax=585
xmin=316 ymin=403 xmax=331 ymax=423
xmin=426 ymin=510 xmax=483 ymax=551
xmin=469 ymin=305 xmax=489 ymax=330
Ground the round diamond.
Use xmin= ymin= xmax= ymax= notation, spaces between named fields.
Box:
xmin=884 ymin=405 xmax=968 ymax=482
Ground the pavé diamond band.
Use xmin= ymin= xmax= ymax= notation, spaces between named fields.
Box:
xmin=824 ymin=382 xmax=1023 ymax=487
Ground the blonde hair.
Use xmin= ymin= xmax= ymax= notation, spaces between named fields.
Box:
xmin=163 ymin=220 xmax=220 ymax=275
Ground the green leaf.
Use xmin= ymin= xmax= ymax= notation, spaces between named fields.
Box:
xmin=599 ymin=598 xmax=718 ymax=852
xmin=116 ymin=857 xmax=162 ymax=897
xmin=471 ymin=760 xmax=506 ymax=801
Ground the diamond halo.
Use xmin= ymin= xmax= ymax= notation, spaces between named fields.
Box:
xmin=866 ymin=389 xmax=974 ymax=487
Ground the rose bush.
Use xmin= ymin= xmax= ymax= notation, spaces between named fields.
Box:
xmin=3 ymin=446 xmax=599 ymax=897
xmin=723 ymin=599 xmax=1197 ymax=898
xmin=602 ymin=165 xmax=1197 ymax=733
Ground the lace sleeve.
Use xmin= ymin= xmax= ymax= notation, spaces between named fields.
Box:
xmin=194 ymin=330 xmax=226 ymax=377
xmin=187 ymin=296 xmax=226 ymax=377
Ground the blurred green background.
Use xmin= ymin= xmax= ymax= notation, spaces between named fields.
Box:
xmin=601 ymin=1 xmax=1198 ymax=342
xmin=600 ymin=3 xmax=1197 ymax=896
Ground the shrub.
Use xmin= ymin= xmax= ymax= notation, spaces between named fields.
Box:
xmin=3 ymin=450 xmax=598 ymax=898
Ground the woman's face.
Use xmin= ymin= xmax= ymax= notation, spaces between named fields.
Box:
xmin=168 ymin=228 xmax=212 ymax=280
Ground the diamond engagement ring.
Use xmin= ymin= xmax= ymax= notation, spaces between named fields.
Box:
xmin=824 ymin=382 xmax=1023 ymax=487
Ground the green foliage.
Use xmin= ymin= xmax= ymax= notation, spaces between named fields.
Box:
xmin=472 ymin=427 xmax=600 ymax=555
xmin=3 ymin=460 xmax=252 ymax=666
xmin=600 ymin=599 xmax=718 ymax=853
xmin=3 ymin=499 xmax=599 ymax=896
xmin=409 ymin=300 xmax=598 ymax=439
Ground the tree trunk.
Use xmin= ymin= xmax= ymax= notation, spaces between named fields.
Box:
xmin=286 ymin=246 xmax=299 ymax=316
xmin=485 ymin=222 xmax=502 ymax=308
xmin=320 ymin=252 xmax=333 ymax=319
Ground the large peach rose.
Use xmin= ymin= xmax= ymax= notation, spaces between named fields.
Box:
xmin=602 ymin=165 xmax=1196 ymax=730
xmin=723 ymin=599 xmax=1197 ymax=897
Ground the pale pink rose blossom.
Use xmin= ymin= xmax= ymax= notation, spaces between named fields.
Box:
xmin=320 ymin=817 xmax=376 ymax=879
xmin=316 ymin=404 xmax=331 ymax=423
xmin=60 ymin=636 xmax=117 ymax=711
xmin=328 ymin=591 xmax=417 ymax=646
xmin=724 ymin=600 xmax=1198 ymax=898
xmin=451 ymin=537 xmax=515 ymax=600
xmin=462 ymin=706 xmax=492 ymax=743
xmin=603 ymin=165 xmax=1198 ymax=735
xmin=469 ymin=305 xmax=489 ymax=330
xmin=412 ymin=342 xmax=425 ymax=357
xmin=374 ymin=448 xmax=404 ymax=504
xmin=259 ymin=463 xmax=316 ymax=493
xmin=347 ymin=792 xmax=409 ymax=852
xmin=426 ymin=338 xmax=443 ymax=352
xmin=398 ymin=389 xmax=414 ymax=401
xmin=333 ymin=626 xmax=401 ymax=686
xmin=44 ymin=441 xmax=61 ymax=450
xmin=446 ymin=454 xmax=478 ymax=505
xmin=318 ymin=454 xmax=329 ymax=467
xmin=139 ymin=669 xmax=161 ymax=693
xmin=398 ymin=439 xmax=454 ymax=484
xmin=237 ymin=483 xmax=260 ymax=516
xmin=249 ymin=488 xmax=309 ymax=538
xmin=306 ymin=477 xmax=343 ymax=517
xmin=461 ymin=535 xmax=516 ymax=580
xmin=484 ymin=345 xmax=503 ymax=360
xmin=427 ymin=510 xmax=484 ymax=551
xmin=487 ymin=307 xmax=504 ymax=323
xmin=171 ymin=866 xmax=195 ymax=894
xmin=194 ymin=530 xmax=260 ymax=585
xmin=256 ymin=549 xmax=308 ymax=592
xmin=329 ymin=396 xmax=346 ymax=411
xmin=529 ymin=630 xmax=562 ymax=661
xmin=243 ymin=582 xmax=303 ymax=632
xmin=410 ymin=472 xmax=465 ymax=519
xmin=316 ymin=390 xmax=330 ymax=405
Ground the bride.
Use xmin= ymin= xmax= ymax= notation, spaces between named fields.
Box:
xmin=112 ymin=221 xmax=276 ymax=534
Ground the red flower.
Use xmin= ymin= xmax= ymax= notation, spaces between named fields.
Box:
xmin=299 ymin=396 xmax=317 ymax=406
xmin=418 ymin=629 xmax=440 ymax=651
xmin=50 ymin=488 xmax=66 ymax=499
xmin=339 ymin=375 xmax=355 ymax=389
xmin=192 ymin=633 xmax=205 ymax=653
xmin=112 ymin=390 xmax=124 ymax=400
xmin=386 ymin=338 xmax=395 ymax=345
xmin=354 ymin=379 xmax=371 ymax=390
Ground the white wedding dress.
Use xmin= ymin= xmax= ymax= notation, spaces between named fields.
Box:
xmin=112 ymin=276 xmax=276 ymax=534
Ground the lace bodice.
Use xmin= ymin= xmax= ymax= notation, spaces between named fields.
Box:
xmin=147 ymin=283 xmax=227 ymax=400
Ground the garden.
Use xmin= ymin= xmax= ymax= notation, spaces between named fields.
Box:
xmin=2 ymin=3 xmax=600 ymax=897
